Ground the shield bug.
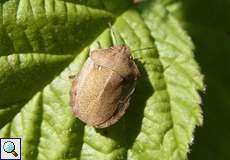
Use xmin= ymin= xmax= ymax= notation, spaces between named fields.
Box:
xmin=70 ymin=44 xmax=140 ymax=128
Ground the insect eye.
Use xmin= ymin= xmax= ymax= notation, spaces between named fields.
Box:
xmin=122 ymin=77 xmax=128 ymax=84
xmin=122 ymin=75 xmax=134 ymax=84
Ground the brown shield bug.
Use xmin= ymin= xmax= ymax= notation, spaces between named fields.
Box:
xmin=70 ymin=44 xmax=140 ymax=128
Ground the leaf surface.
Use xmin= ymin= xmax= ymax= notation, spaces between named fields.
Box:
xmin=0 ymin=0 xmax=203 ymax=160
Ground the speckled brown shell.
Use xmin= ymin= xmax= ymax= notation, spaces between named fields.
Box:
xmin=70 ymin=45 xmax=139 ymax=128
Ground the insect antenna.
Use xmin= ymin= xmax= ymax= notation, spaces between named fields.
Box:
xmin=96 ymin=41 xmax=102 ymax=49
xmin=163 ymin=54 xmax=186 ymax=72
xmin=132 ymin=46 xmax=185 ymax=73
xmin=108 ymin=22 xmax=118 ymax=45
xmin=131 ymin=47 xmax=155 ymax=52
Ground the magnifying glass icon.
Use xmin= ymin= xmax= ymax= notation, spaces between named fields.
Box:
xmin=3 ymin=141 xmax=18 ymax=157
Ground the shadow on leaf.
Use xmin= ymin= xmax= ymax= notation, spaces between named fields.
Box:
xmin=0 ymin=100 xmax=26 ymax=128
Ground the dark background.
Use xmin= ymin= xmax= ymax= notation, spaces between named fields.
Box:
xmin=168 ymin=0 xmax=230 ymax=159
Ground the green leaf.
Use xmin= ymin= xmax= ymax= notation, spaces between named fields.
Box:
xmin=0 ymin=0 xmax=204 ymax=160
